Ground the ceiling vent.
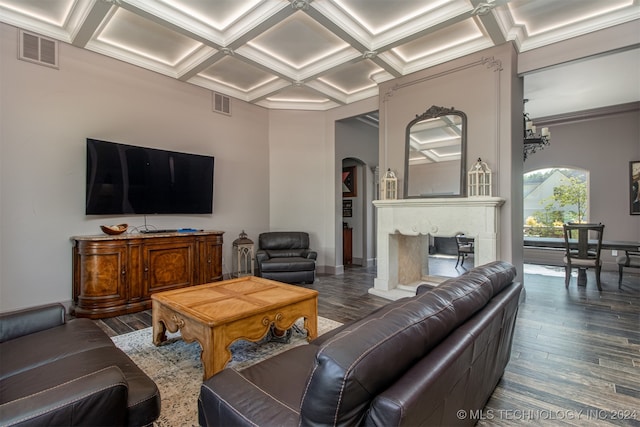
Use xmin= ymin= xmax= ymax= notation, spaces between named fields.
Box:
xmin=212 ymin=92 xmax=231 ymax=116
xmin=19 ymin=30 xmax=58 ymax=69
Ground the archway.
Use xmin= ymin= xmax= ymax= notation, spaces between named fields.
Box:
xmin=524 ymin=167 xmax=590 ymax=237
xmin=523 ymin=166 xmax=590 ymax=268
xmin=341 ymin=158 xmax=373 ymax=267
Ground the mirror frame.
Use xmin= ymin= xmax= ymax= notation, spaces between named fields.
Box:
xmin=404 ymin=105 xmax=467 ymax=198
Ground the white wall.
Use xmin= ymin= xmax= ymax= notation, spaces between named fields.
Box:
xmin=0 ymin=24 xmax=271 ymax=311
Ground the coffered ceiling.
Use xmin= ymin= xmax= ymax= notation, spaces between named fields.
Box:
xmin=1 ymin=0 xmax=638 ymax=111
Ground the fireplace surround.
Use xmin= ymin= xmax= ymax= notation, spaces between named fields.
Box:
xmin=371 ymin=197 xmax=505 ymax=300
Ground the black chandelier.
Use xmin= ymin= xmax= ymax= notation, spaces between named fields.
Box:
xmin=523 ymin=99 xmax=550 ymax=160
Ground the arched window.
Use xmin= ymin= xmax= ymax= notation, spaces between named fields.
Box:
xmin=524 ymin=168 xmax=589 ymax=237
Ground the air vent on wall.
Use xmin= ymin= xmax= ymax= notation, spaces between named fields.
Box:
xmin=18 ymin=30 xmax=58 ymax=69
xmin=212 ymin=92 xmax=231 ymax=115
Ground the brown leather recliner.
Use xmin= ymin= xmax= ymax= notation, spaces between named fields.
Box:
xmin=255 ymin=232 xmax=317 ymax=284
xmin=0 ymin=304 xmax=160 ymax=426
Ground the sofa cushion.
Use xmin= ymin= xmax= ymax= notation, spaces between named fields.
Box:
xmin=300 ymin=272 xmax=495 ymax=426
xmin=262 ymin=249 xmax=308 ymax=258
xmin=0 ymin=365 xmax=129 ymax=427
xmin=311 ymin=298 xmax=412 ymax=347
xmin=1 ymin=345 xmax=160 ymax=427
xmin=198 ymin=345 xmax=319 ymax=427
xmin=0 ymin=318 xmax=115 ymax=380
xmin=259 ymin=232 xmax=310 ymax=250
xmin=260 ymin=257 xmax=316 ymax=272
xmin=233 ymin=344 xmax=318 ymax=410
xmin=417 ymin=260 xmax=516 ymax=296
xmin=458 ymin=260 xmax=517 ymax=295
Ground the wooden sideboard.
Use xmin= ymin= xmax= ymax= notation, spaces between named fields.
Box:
xmin=71 ymin=230 xmax=224 ymax=319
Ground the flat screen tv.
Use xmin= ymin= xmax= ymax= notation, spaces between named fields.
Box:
xmin=86 ymin=138 xmax=214 ymax=215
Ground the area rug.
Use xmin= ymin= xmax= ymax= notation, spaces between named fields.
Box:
xmin=112 ymin=317 xmax=342 ymax=427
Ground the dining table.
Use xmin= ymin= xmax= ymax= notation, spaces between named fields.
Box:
xmin=524 ymin=236 xmax=640 ymax=286
xmin=524 ymin=236 xmax=640 ymax=252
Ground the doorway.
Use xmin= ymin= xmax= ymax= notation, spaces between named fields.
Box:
xmin=335 ymin=112 xmax=379 ymax=270
xmin=341 ymin=158 xmax=369 ymax=267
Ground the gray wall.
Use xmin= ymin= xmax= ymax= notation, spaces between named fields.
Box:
xmin=0 ymin=23 xmax=271 ymax=311
xmin=524 ymin=107 xmax=640 ymax=270
xmin=336 ymin=117 xmax=379 ymax=267
xmin=1 ymin=18 xmax=637 ymax=312
xmin=377 ymin=43 xmax=524 ymax=280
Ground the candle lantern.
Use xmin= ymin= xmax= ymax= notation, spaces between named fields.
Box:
xmin=380 ymin=168 xmax=398 ymax=200
xmin=468 ymin=158 xmax=492 ymax=197
xmin=232 ymin=230 xmax=254 ymax=278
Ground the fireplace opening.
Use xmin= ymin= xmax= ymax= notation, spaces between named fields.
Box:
xmin=429 ymin=236 xmax=474 ymax=278
xmin=392 ymin=234 xmax=475 ymax=290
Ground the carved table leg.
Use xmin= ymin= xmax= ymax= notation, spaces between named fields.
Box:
xmin=304 ymin=314 xmax=318 ymax=342
xmin=200 ymin=326 xmax=233 ymax=380
xmin=152 ymin=301 xmax=167 ymax=345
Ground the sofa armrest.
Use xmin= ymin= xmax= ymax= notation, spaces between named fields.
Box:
xmin=304 ymin=250 xmax=317 ymax=260
xmin=255 ymin=250 xmax=269 ymax=276
xmin=255 ymin=250 xmax=270 ymax=263
xmin=416 ymin=284 xmax=436 ymax=295
xmin=198 ymin=369 xmax=299 ymax=427
xmin=0 ymin=366 xmax=129 ymax=427
xmin=0 ymin=303 xmax=66 ymax=343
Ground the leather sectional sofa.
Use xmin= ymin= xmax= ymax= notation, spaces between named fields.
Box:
xmin=256 ymin=232 xmax=317 ymax=284
xmin=198 ymin=261 xmax=523 ymax=426
xmin=0 ymin=303 xmax=160 ymax=426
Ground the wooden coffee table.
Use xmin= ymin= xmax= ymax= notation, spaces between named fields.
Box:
xmin=151 ymin=276 xmax=318 ymax=380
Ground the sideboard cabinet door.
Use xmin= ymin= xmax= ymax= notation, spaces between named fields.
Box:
xmin=143 ymin=238 xmax=195 ymax=296
xmin=199 ymin=233 xmax=224 ymax=283
xmin=72 ymin=240 xmax=129 ymax=318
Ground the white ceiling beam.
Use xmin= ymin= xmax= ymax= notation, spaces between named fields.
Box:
xmin=303 ymin=6 xmax=368 ymax=52
xmin=118 ymin=0 xmax=222 ymax=47
xmin=71 ymin=1 xmax=112 ymax=47
xmin=474 ymin=13 xmax=507 ymax=45
xmin=223 ymin=5 xmax=295 ymax=50
xmin=231 ymin=48 xmax=299 ymax=82
xmin=178 ymin=51 xmax=225 ymax=81
xmin=178 ymin=7 xmax=295 ymax=82
xmin=468 ymin=0 xmax=508 ymax=45
xmin=365 ymin=11 xmax=473 ymax=77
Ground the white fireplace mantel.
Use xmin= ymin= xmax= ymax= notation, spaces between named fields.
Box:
xmin=371 ymin=197 xmax=505 ymax=300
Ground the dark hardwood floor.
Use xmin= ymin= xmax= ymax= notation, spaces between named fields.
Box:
xmin=94 ymin=259 xmax=640 ymax=426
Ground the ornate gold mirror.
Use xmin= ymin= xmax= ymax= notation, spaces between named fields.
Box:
xmin=404 ymin=105 xmax=467 ymax=198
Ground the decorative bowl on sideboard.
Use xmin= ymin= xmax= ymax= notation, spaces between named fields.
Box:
xmin=100 ymin=224 xmax=128 ymax=235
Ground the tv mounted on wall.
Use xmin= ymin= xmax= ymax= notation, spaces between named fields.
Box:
xmin=86 ymin=138 xmax=214 ymax=215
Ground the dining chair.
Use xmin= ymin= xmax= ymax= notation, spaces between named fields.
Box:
xmin=616 ymin=250 xmax=640 ymax=289
xmin=562 ymin=222 xmax=605 ymax=291
xmin=455 ymin=233 xmax=474 ymax=268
